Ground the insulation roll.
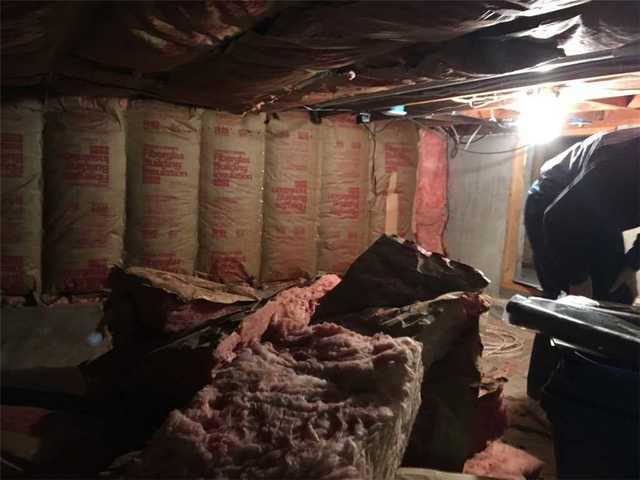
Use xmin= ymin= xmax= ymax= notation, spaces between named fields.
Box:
xmin=414 ymin=128 xmax=448 ymax=254
xmin=261 ymin=112 xmax=321 ymax=281
xmin=318 ymin=114 xmax=370 ymax=274
xmin=199 ymin=111 xmax=265 ymax=283
xmin=43 ymin=97 xmax=127 ymax=294
xmin=369 ymin=121 xmax=419 ymax=244
xmin=1 ymin=100 xmax=43 ymax=295
xmin=126 ymin=100 xmax=202 ymax=274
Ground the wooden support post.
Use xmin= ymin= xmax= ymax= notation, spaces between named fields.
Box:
xmin=500 ymin=147 xmax=540 ymax=295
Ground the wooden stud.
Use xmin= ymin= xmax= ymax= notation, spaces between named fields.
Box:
xmin=500 ymin=146 xmax=528 ymax=293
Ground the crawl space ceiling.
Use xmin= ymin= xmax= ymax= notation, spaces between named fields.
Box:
xmin=2 ymin=0 xmax=640 ymax=118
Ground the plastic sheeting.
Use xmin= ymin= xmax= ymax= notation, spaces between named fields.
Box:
xmin=315 ymin=235 xmax=490 ymax=320
xmin=156 ymin=0 xmax=595 ymax=112
xmin=4 ymin=1 xmax=636 ymax=113
xmin=0 ymin=2 xmax=87 ymax=86
xmin=508 ymin=1 xmax=640 ymax=56
xmin=506 ymin=295 xmax=640 ymax=366
xmin=74 ymin=2 xmax=279 ymax=74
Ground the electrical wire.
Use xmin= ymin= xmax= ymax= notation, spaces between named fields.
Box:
xmin=466 ymin=131 xmax=491 ymax=144
xmin=451 ymin=92 xmax=515 ymax=110
xmin=375 ymin=118 xmax=400 ymax=135
xmin=408 ymin=118 xmax=430 ymax=131
xmin=444 ymin=126 xmax=460 ymax=157
xmin=450 ymin=124 xmax=460 ymax=145
xmin=481 ymin=326 xmax=524 ymax=358
xmin=464 ymin=124 xmax=482 ymax=150
xmin=360 ymin=118 xmax=405 ymax=193
xmin=361 ymin=123 xmax=377 ymax=193
xmin=461 ymin=143 xmax=530 ymax=155
xmin=436 ymin=122 xmax=527 ymax=156
xmin=413 ymin=115 xmax=525 ymax=156
xmin=411 ymin=117 xmax=488 ymax=146
xmin=301 ymin=105 xmax=354 ymax=113
xmin=361 ymin=118 xmax=403 ymax=138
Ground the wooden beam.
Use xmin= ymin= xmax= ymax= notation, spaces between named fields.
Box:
xmin=462 ymin=103 xmax=640 ymax=135
xmin=460 ymin=108 xmax=517 ymax=121
xmin=463 ymin=96 xmax=637 ymax=118
xmin=605 ymin=109 xmax=640 ymax=122
xmin=570 ymin=99 xmax=632 ymax=113
xmin=500 ymin=146 xmax=527 ymax=292
xmin=590 ymin=96 xmax=633 ymax=108
xmin=561 ymin=126 xmax=617 ymax=137
xmin=628 ymin=95 xmax=640 ymax=109
xmin=399 ymin=73 xmax=640 ymax=112
xmin=562 ymin=109 xmax=640 ymax=136
xmin=576 ymin=108 xmax=640 ymax=126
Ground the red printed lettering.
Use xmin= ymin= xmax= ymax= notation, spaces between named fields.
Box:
xmin=1 ymin=132 xmax=24 ymax=177
xmin=384 ymin=143 xmax=413 ymax=172
xmin=272 ymin=180 xmax=308 ymax=214
xmin=212 ymin=150 xmax=252 ymax=187
xmin=142 ymin=144 xmax=188 ymax=184
xmin=62 ymin=144 xmax=110 ymax=186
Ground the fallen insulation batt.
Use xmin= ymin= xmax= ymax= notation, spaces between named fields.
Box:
xmin=102 ymin=266 xmax=259 ymax=347
xmin=463 ymin=441 xmax=544 ymax=480
xmin=324 ymin=292 xmax=489 ymax=471
xmin=133 ymin=324 xmax=423 ymax=479
xmin=215 ymin=274 xmax=341 ymax=363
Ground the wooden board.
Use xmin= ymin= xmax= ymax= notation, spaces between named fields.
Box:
xmin=500 ymin=147 xmax=527 ymax=292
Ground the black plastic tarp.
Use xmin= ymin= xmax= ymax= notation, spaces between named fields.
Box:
xmin=2 ymin=1 xmax=639 ymax=112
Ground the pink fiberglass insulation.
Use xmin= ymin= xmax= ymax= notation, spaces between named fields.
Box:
xmin=413 ymin=129 xmax=448 ymax=254
xmin=133 ymin=322 xmax=423 ymax=480
xmin=463 ymin=440 xmax=544 ymax=480
xmin=215 ymin=274 xmax=341 ymax=363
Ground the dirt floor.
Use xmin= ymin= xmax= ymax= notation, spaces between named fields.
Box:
xmin=479 ymin=298 xmax=557 ymax=480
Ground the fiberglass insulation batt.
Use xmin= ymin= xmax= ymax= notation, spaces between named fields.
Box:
xmin=369 ymin=121 xmax=419 ymax=243
xmin=126 ymin=100 xmax=202 ymax=274
xmin=43 ymin=97 xmax=126 ymax=294
xmin=261 ymin=112 xmax=321 ymax=282
xmin=318 ymin=115 xmax=370 ymax=274
xmin=1 ymin=100 xmax=43 ymax=295
xmin=198 ymin=111 xmax=265 ymax=283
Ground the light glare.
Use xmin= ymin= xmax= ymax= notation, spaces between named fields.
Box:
xmin=517 ymin=91 xmax=566 ymax=145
